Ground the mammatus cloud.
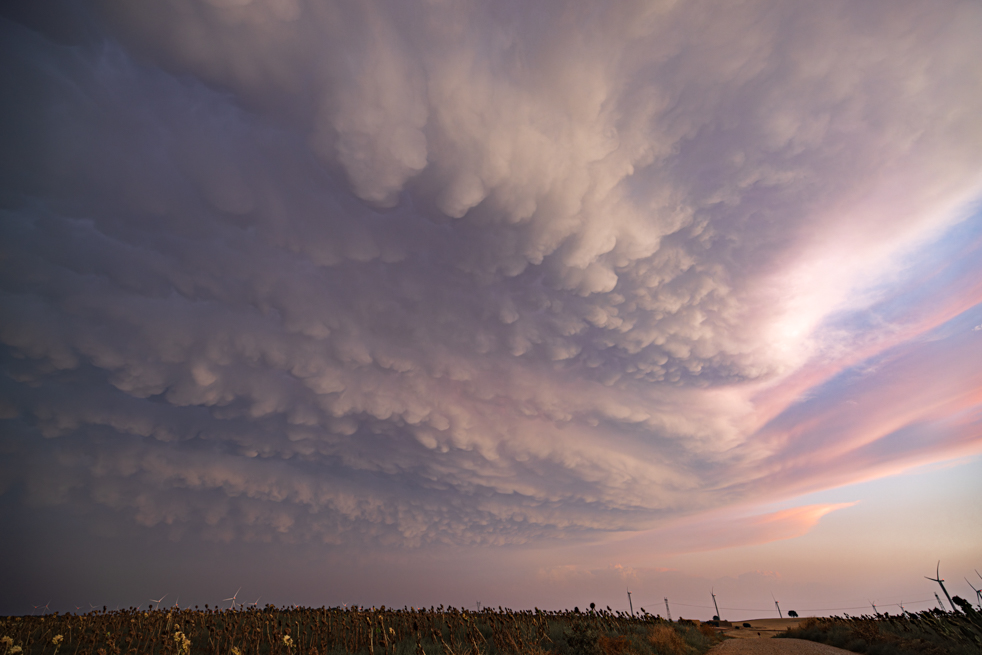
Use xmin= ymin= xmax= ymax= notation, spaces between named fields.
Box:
xmin=1 ymin=0 xmax=982 ymax=549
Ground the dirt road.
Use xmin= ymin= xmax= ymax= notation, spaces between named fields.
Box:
xmin=708 ymin=638 xmax=856 ymax=654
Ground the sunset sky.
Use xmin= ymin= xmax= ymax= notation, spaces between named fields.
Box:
xmin=1 ymin=0 xmax=981 ymax=618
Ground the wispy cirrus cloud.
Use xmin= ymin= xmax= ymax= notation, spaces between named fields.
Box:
xmin=577 ymin=502 xmax=859 ymax=562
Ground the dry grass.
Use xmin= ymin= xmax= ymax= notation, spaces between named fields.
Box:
xmin=598 ymin=633 xmax=631 ymax=655
xmin=697 ymin=623 xmax=717 ymax=640
xmin=647 ymin=624 xmax=686 ymax=655
xmin=0 ymin=606 xmax=723 ymax=655
xmin=777 ymin=600 xmax=982 ymax=655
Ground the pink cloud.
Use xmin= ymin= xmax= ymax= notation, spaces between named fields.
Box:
xmin=747 ymin=229 xmax=982 ymax=437
xmin=640 ymin=503 xmax=856 ymax=554
xmin=740 ymin=308 xmax=982 ymax=500
xmin=569 ymin=502 xmax=857 ymax=563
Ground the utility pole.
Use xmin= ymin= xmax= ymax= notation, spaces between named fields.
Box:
xmin=664 ymin=598 xmax=672 ymax=622
xmin=627 ymin=590 xmax=634 ymax=617
xmin=925 ymin=561 xmax=955 ymax=611
xmin=711 ymin=589 xmax=721 ymax=621
xmin=935 ymin=593 xmax=945 ymax=611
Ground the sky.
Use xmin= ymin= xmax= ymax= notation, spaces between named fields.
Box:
xmin=1 ymin=0 xmax=981 ymax=619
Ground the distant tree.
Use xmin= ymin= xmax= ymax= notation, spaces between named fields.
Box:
xmin=788 ymin=610 xmax=798 ymax=618
xmin=713 ymin=615 xmax=719 ymax=621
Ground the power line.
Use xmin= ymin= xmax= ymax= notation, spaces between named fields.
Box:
xmin=794 ymin=600 xmax=931 ymax=612
xmin=642 ymin=599 xmax=933 ymax=613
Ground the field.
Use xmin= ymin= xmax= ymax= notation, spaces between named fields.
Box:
xmin=0 ymin=606 xmax=722 ymax=655
xmin=714 ymin=618 xmax=805 ymax=639
xmin=776 ymin=596 xmax=982 ymax=654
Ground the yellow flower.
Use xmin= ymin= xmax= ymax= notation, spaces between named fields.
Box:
xmin=281 ymin=634 xmax=294 ymax=647
xmin=11 ymin=646 xmax=23 ymax=654
xmin=52 ymin=635 xmax=64 ymax=646
xmin=231 ymin=648 xmax=241 ymax=655
xmin=172 ymin=631 xmax=191 ymax=654
xmin=1 ymin=636 xmax=13 ymax=647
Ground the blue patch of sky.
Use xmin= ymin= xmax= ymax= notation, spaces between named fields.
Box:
xmin=753 ymin=452 xmax=982 ymax=515
xmin=819 ymin=202 xmax=982 ymax=336
xmin=751 ymin=200 xmax=982 ymax=508
xmin=752 ymin=203 xmax=982 ymax=456
xmin=759 ymin=296 xmax=982 ymax=453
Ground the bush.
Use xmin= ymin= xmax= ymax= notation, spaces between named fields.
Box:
xmin=566 ymin=621 xmax=601 ymax=655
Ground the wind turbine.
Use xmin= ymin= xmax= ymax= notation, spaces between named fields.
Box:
xmin=248 ymin=597 xmax=261 ymax=610
xmin=925 ymin=561 xmax=954 ymax=611
xmin=224 ymin=587 xmax=241 ymax=610
xmin=966 ymin=578 xmax=982 ymax=609
xmin=771 ymin=592 xmax=782 ymax=619
xmin=150 ymin=595 xmax=167 ymax=610
xmin=870 ymin=600 xmax=878 ymax=615
xmin=664 ymin=598 xmax=672 ymax=622
xmin=711 ymin=588 xmax=721 ymax=621
xmin=626 ymin=589 xmax=634 ymax=617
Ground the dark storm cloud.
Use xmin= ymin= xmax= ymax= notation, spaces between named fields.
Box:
xmin=2 ymin=0 xmax=982 ymax=550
